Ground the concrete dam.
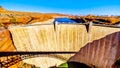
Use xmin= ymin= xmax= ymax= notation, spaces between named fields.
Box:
xmin=7 ymin=23 xmax=120 ymax=68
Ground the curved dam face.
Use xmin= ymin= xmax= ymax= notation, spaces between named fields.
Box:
xmin=9 ymin=24 xmax=120 ymax=68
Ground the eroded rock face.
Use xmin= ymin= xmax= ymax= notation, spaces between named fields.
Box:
xmin=0 ymin=27 xmax=15 ymax=63
xmin=68 ymin=32 xmax=120 ymax=68
xmin=0 ymin=27 xmax=22 ymax=68
xmin=0 ymin=27 xmax=15 ymax=51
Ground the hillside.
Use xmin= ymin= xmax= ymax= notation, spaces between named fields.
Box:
xmin=0 ymin=7 xmax=68 ymax=27
xmin=1 ymin=7 xmax=120 ymax=28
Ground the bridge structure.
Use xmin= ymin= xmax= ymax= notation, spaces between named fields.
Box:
xmin=0 ymin=51 xmax=76 ymax=67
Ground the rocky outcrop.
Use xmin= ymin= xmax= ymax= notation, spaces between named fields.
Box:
xmin=68 ymin=31 xmax=120 ymax=68
xmin=0 ymin=27 xmax=15 ymax=51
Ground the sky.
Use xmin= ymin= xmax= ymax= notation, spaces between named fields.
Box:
xmin=0 ymin=0 xmax=120 ymax=15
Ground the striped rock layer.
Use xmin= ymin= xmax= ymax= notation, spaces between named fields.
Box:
xmin=69 ymin=26 xmax=120 ymax=68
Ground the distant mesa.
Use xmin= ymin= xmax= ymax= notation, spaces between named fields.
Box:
xmin=0 ymin=6 xmax=1 ymax=8
xmin=0 ymin=6 xmax=120 ymax=27
xmin=0 ymin=6 xmax=3 ymax=10
xmin=0 ymin=6 xmax=6 ymax=12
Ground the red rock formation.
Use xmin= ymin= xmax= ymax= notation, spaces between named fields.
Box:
xmin=68 ymin=32 xmax=120 ymax=68
xmin=0 ymin=27 xmax=15 ymax=51
xmin=0 ymin=27 xmax=22 ymax=68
